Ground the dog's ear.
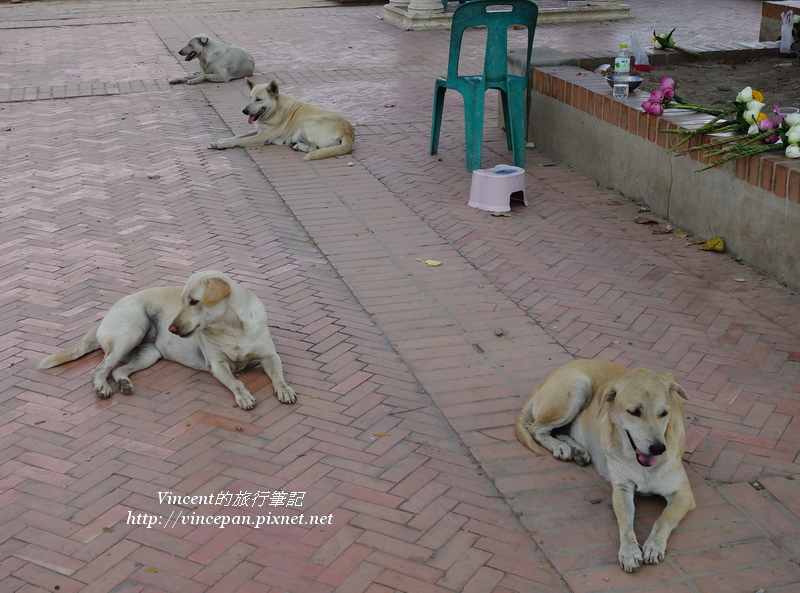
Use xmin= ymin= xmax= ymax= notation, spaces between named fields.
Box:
xmin=267 ymin=80 xmax=280 ymax=98
xmin=198 ymin=35 xmax=209 ymax=46
xmin=245 ymin=77 xmax=255 ymax=90
xmin=597 ymin=384 xmax=617 ymax=416
xmin=662 ymin=373 xmax=689 ymax=400
xmin=202 ymin=277 xmax=231 ymax=307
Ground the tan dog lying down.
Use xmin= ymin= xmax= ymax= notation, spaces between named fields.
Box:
xmin=515 ymin=359 xmax=695 ymax=572
xmin=211 ymin=78 xmax=355 ymax=160
xmin=38 ymin=271 xmax=296 ymax=410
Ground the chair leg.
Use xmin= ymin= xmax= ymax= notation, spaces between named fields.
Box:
xmin=499 ymin=90 xmax=513 ymax=150
xmin=430 ymin=84 xmax=447 ymax=155
xmin=507 ymin=88 xmax=526 ymax=169
xmin=463 ymin=89 xmax=486 ymax=171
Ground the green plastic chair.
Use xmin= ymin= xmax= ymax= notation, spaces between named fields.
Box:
xmin=430 ymin=0 xmax=538 ymax=171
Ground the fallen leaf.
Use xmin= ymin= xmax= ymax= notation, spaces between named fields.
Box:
xmin=673 ymin=231 xmax=688 ymax=238
xmin=699 ymin=236 xmax=726 ymax=252
xmin=734 ymin=278 xmax=746 ymax=283
xmin=372 ymin=433 xmax=391 ymax=438
xmin=145 ymin=567 xmax=158 ymax=573
xmin=346 ymin=161 xmax=355 ymax=166
xmin=491 ymin=211 xmax=511 ymax=217
xmin=102 ymin=527 xmax=114 ymax=532
xmin=420 ymin=259 xmax=442 ymax=267
xmin=634 ymin=216 xmax=660 ymax=224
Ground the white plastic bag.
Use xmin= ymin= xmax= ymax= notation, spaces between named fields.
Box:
xmin=629 ymin=34 xmax=652 ymax=72
xmin=780 ymin=11 xmax=794 ymax=54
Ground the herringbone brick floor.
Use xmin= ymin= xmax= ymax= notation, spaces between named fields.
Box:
xmin=2 ymin=1 xmax=799 ymax=592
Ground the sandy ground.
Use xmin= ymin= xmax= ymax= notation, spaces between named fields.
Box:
xmin=639 ymin=55 xmax=800 ymax=116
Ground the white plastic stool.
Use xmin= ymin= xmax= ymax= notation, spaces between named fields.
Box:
xmin=468 ymin=164 xmax=527 ymax=212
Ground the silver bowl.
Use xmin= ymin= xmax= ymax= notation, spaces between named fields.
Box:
xmin=605 ymin=74 xmax=643 ymax=93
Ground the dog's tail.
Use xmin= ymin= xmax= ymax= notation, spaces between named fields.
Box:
xmin=38 ymin=325 xmax=100 ymax=369
xmin=303 ymin=131 xmax=355 ymax=161
xmin=514 ymin=404 xmax=545 ymax=454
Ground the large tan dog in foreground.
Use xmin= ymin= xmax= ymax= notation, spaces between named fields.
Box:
xmin=515 ymin=359 xmax=694 ymax=572
xmin=38 ymin=271 xmax=296 ymax=409
xmin=211 ymin=78 xmax=355 ymax=160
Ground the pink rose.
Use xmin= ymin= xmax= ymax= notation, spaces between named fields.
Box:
xmin=649 ymin=90 xmax=666 ymax=104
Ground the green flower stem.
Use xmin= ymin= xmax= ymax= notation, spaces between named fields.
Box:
xmin=696 ymin=143 xmax=782 ymax=172
xmin=670 ymin=46 xmax=701 ymax=58
xmin=675 ymin=133 xmax=754 ymax=155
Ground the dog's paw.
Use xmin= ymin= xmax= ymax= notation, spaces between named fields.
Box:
xmin=235 ymin=391 xmax=257 ymax=410
xmin=572 ymin=447 xmax=591 ymax=466
xmin=210 ymin=141 xmax=227 ymax=150
xmin=118 ymin=378 xmax=134 ymax=395
xmin=552 ymin=442 xmax=574 ymax=461
xmin=276 ymin=385 xmax=296 ymax=404
xmin=618 ymin=544 xmax=643 ymax=573
xmin=94 ymin=384 xmax=113 ymax=399
xmin=642 ymin=537 xmax=667 ymax=565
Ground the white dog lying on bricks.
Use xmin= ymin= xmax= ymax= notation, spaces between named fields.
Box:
xmin=38 ymin=270 xmax=296 ymax=409
xmin=169 ymin=34 xmax=255 ymax=85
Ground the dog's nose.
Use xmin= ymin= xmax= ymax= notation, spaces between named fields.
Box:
xmin=168 ymin=324 xmax=179 ymax=334
xmin=241 ymin=109 xmax=249 ymax=116
xmin=649 ymin=442 xmax=666 ymax=456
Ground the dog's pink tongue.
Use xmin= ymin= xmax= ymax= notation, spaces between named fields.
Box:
xmin=248 ymin=114 xmax=257 ymax=125
xmin=636 ymin=450 xmax=656 ymax=467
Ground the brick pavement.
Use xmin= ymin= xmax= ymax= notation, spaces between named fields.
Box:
xmin=2 ymin=1 xmax=800 ymax=592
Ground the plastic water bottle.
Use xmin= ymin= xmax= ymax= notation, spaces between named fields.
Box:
xmin=614 ymin=43 xmax=631 ymax=74
xmin=612 ymin=43 xmax=631 ymax=98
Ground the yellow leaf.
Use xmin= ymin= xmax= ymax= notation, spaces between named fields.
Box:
xmin=421 ymin=260 xmax=442 ymax=267
xmin=674 ymin=231 xmax=688 ymax=238
xmin=699 ymin=236 xmax=725 ymax=252
xmin=372 ymin=433 xmax=391 ymax=438
xmin=102 ymin=527 xmax=114 ymax=532
xmin=145 ymin=567 xmax=158 ymax=573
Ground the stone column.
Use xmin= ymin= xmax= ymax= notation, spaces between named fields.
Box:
xmin=387 ymin=0 xmax=410 ymax=12
xmin=383 ymin=0 xmax=452 ymax=30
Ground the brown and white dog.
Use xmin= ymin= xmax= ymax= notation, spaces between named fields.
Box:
xmin=515 ymin=359 xmax=695 ymax=572
xmin=38 ymin=271 xmax=295 ymax=409
xmin=211 ymin=78 xmax=355 ymax=160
